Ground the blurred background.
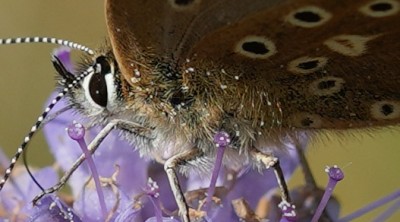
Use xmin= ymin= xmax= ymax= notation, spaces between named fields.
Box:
xmin=0 ymin=1 xmax=399 ymax=221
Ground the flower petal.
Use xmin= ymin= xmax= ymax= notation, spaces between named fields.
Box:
xmin=28 ymin=195 xmax=82 ymax=222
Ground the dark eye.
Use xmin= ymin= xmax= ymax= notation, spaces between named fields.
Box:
xmin=88 ymin=72 xmax=108 ymax=107
xmin=82 ymin=55 xmax=118 ymax=109
xmin=88 ymin=56 xmax=112 ymax=107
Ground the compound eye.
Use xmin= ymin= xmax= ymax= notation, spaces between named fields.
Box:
xmin=88 ymin=71 xmax=108 ymax=107
xmin=82 ymin=56 xmax=116 ymax=109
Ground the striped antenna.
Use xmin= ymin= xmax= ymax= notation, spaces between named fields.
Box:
xmin=0 ymin=65 xmax=94 ymax=191
xmin=0 ymin=37 xmax=94 ymax=55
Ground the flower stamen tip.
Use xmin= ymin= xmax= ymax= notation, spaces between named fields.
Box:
xmin=145 ymin=177 xmax=160 ymax=198
xmin=279 ymin=201 xmax=297 ymax=221
xmin=213 ymin=131 xmax=231 ymax=148
xmin=67 ymin=122 xmax=85 ymax=140
xmin=326 ymin=165 xmax=344 ymax=181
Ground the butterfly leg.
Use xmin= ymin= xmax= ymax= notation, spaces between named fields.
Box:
xmin=294 ymin=142 xmax=317 ymax=189
xmin=32 ymin=119 xmax=149 ymax=203
xmin=164 ymin=149 xmax=203 ymax=222
xmin=251 ymin=149 xmax=291 ymax=203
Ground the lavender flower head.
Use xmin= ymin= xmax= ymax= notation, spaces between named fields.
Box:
xmin=35 ymin=94 xmax=305 ymax=221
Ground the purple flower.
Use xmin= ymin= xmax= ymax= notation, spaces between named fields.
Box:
xmin=38 ymin=89 xmax=304 ymax=221
xmin=0 ymin=148 xmax=59 ymax=221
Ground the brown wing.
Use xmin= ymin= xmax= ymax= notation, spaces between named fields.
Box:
xmin=105 ymin=0 xmax=284 ymax=84
xmin=185 ymin=0 xmax=400 ymax=129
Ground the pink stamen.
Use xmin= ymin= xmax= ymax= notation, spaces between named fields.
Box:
xmin=204 ymin=131 xmax=231 ymax=211
xmin=311 ymin=165 xmax=344 ymax=222
xmin=67 ymin=121 xmax=108 ymax=219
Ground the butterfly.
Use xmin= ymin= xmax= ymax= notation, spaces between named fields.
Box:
xmin=1 ymin=0 xmax=400 ymax=221
xmin=104 ymin=0 xmax=400 ymax=219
